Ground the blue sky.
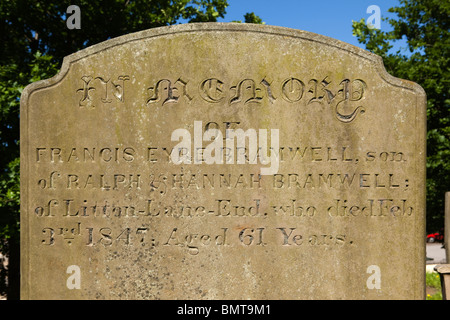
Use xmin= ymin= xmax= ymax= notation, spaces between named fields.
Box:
xmin=218 ymin=0 xmax=403 ymax=51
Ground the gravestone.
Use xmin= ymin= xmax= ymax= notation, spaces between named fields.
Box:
xmin=20 ymin=23 xmax=426 ymax=299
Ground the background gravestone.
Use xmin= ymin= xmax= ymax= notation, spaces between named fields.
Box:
xmin=20 ymin=23 xmax=426 ymax=299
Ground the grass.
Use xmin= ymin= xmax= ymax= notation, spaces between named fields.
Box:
xmin=426 ymin=272 xmax=442 ymax=300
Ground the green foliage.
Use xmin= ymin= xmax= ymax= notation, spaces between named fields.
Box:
xmin=426 ymin=272 xmax=442 ymax=300
xmin=183 ymin=0 xmax=228 ymax=22
xmin=232 ymin=12 xmax=264 ymax=24
xmin=353 ymin=0 xmax=450 ymax=232
xmin=426 ymin=272 xmax=441 ymax=289
xmin=0 ymin=52 xmax=59 ymax=252
xmin=244 ymin=12 xmax=264 ymax=24
xmin=1 ymin=0 xmax=230 ymax=66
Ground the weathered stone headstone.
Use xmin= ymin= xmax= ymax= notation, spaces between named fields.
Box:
xmin=21 ymin=23 xmax=426 ymax=299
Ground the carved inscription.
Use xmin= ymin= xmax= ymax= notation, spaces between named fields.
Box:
xmin=147 ymin=76 xmax=367 ymax=123
xmin=77 ymin=75 xmax=367 ymax=122
xmin=77 ymin=75 xmax=130 ymax=108
xmin=33 ymin=114 xmax=414 ymax=254
xmin=146 ymin=78 xmax=193 ymax=105
xmin=39 ymin=222 xmax=359 ymax=255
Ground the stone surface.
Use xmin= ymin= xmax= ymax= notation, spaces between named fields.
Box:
xmin=20 ymin=23 xmax=426 ymax=300
xmin=434 ymin=264 xmax=450 ymax=300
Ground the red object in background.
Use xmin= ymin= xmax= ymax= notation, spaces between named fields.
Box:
xmin=427 ymin=232 xmax=444 ymax=242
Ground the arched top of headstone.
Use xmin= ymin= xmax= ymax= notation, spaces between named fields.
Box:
xmin=22 ymin=23 xmax=425 ymax=103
